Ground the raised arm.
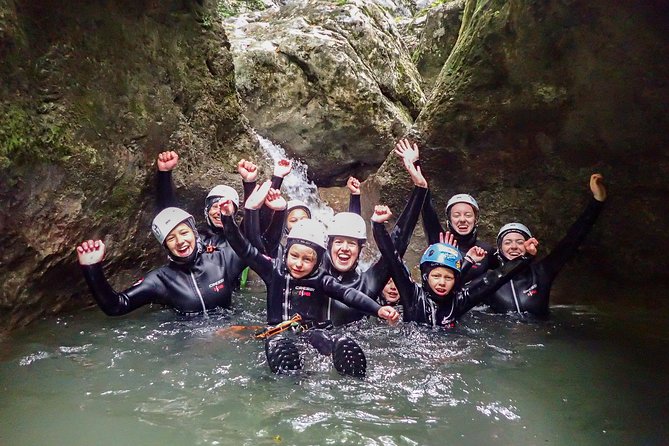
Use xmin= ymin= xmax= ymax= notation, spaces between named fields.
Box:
xmin=77 ymin=240 xmax=157 ymax=316
xmin=237 ymin=159 xmax=259 ymax=206
xmin=346 ymin=176 xmax=362 ymax=215
xmin=539 ymin=174 xmax=606 ymax=280
xmin=372 ymin=206 xmax=418 ymax=312
xmin=220 ymin=199 xmax=274 ymax=280
xmin=156 ymin=151 xmax=180 ymax=211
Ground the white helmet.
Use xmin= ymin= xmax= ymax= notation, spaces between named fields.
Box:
xmin=446 ymin=194 xmax=480 ymax=217
xmin=496 ymin=222 xmax=532 ymax=248
xmin=327 ymin=212 xmax=367 ymax=242
xmin=152 ymin=207 xmax=195 ymax=245
xmin=286 ymin=199 xmax=312 ymax=217
xmin=206 ymin=185 xmax=240 ymax=208
xmin=286 ymin=219 xmax=327 ymax=252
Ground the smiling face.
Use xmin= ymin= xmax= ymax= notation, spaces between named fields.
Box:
xmin=329 ymin=236 xmax=360 ymax=272
xmin=500 ymin=232 xmax=527 ymax=260
xmin=286 ymin=208 xmax=310 ymax=231
xmin=382 ymin=278 xmax=399 ymax=304
xmin=427 ymin=267 xmax=456 ymax=297
xmin=207 ymin=200 xmax=224 ymax=228
xmin=164 ymin=223 xmax=196 ymax=258
xmin=449 ymin=203 xmax=477 ymax=236
xmin=286 ymin=244 xmax=318 ymax=279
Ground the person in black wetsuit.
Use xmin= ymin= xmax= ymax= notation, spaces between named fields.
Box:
xmin=76 ymin=207 xmax=247 ymax=316
xmin=374 ymin=204 xmax=538 ymax=328
xmin=324 ymin=138 xmax=428 ymax=325
xmin=218 ymin=186 xmax=399 ymax=376
xmin=485 ymin=173 xmax=607 ymax=319
xmin=422 ymin=188 xmax=495 ymax=281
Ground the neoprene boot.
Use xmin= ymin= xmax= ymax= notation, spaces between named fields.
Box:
xmin=265 ymin=334 xmax=302 ymax=374
xmin=332 ymin=336 xmax=367 ymax=378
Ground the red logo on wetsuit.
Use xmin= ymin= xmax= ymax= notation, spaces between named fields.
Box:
xmin=294 ymin=285 xmax=314 ymax=297
xmin=209 ymin=278 xmax=225 ymax=292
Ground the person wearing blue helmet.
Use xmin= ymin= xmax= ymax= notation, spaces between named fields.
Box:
xmin=373 ymin=205 xmax=537 ymax=327
xmin=76 ymin=207 xmax=248 ymax=316
xmin=485 ymin=174 xmax=607 ymax=318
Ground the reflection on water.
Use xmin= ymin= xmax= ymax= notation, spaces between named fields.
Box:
xmin=1 ymin=287 xmax=667 ymax=446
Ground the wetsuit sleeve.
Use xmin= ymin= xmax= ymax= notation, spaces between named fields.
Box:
xmin=421 ymin=189 xmax=445 ymax=246
xmin=348 ymin=194 xmax=361 ymax=215
xmin=156 ymin=170 xmax=178 ymax=211
xmin=221 ymin=214 xmax=273 ymax=280
xmin=259 ymin=175 xmax=285 ymax=232
xmin=390 ymin=185 xmax=427 ymax=256
xmin=373 ymin=221 xmax=418 ymax=313
xmin=538 ymin=198 xmax=604 ymax=281
xmin=321 ymin=275 xmax=382 ymax=316
xmin=242 ymin=208 xmax=268 ymax=254
xmin=263 ymin=209 xmax=286 ymax=257
xmin=242 ymin=180 xmax=257 ymax=207
xmin=80 ymin=264 xmax=160 ymax=316
xmin=456 ymin=256 xmax=532 ymax=316
xmin=361 ymin=185 xmax=427 ymax=297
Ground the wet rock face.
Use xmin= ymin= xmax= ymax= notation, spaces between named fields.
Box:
xmin=0 ymin=0 xmax=261 ymax=333
xmin=411 ymin=0 xmax=465 ymax=93
xmin=225 ymin=0 xmax=426 ymax=186
xmin=366 ymin=0 xmax=669 ymax=286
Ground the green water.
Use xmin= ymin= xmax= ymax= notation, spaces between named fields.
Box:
xmin=1 ymin=285 xmax=667 ymax=446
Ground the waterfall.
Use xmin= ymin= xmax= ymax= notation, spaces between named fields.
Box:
xmin=256 ymin=133 xmax=334 ymax=225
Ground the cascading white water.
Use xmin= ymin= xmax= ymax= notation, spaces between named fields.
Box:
xmin=256 ymin=132 xmax=334 ymax=225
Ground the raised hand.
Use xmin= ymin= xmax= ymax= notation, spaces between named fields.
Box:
xmin=371 ymin=205 xmax=392 ymax=223
xmin=394 ymin=139 xmax=428 ymax=187
xmin=237 ymin=159 xmax=259 ymax=182
xmin=346 ymin=176 xmax=361 ymax=195
xmin=220 ymin=199 xmax=237 ymax=217
xmin=76 ymin=240 xmax=106 ymax=265
xmin=465 ymin=246 xmax=487 ymax=263
xmin=265 ymin=188 xmax=287 ymax=211
xmin=377 ymin=305 xmax=400 ymax=323
xmin=157 ymin=151 xmax=179 ymax=172
xmin=524 ymin=237 xmax=539 ymax=256
xmin=393 ymin=138 xmax=419 ymax=165
xmin=244 ymin=180 xmax=272 ymax=210
xmin=439 ymin=231 xmax=458 ymax=247
xmin=589 ymin=173 xmax=607 ymax=202
xmin=273 ymin=158 xmax=292 ymax=178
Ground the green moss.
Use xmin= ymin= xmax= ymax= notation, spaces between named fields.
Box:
xmin=216 ymin=0 xmax=266 ymax=18
xmin=0 ymin=103 xmax=73 ymax=170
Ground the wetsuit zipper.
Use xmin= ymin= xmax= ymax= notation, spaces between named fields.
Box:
xmin=510 ymin=279 xmax=522 ymax=314
xmin=284 ymin=275 xmax=290 ymax=321
xmin=190 ymin=271 xmax=209 ymax=318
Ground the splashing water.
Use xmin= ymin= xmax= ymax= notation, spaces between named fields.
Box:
xmin=256 ymin=132 xmax=334 ymax=225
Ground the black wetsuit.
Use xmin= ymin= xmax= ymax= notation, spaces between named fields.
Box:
xmin=326 ymin=186 xmax=428 ymax=325
xmin=486 ymin=197 xmax=604 ymax=318
xmin=374 ymin=220 xmax=531 ymax=327
xmin=422 ymin=190 xmax=495 ymax=281
xmin=80 ymin=241 xmax=246 ymax=316
xmin=221 ymin=212 xmax=382 ymax=325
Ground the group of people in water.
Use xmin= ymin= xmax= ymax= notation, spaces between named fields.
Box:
xmin=76 ymin=139 xmax=607 ymax=377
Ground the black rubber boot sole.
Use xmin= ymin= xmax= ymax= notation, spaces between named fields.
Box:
xmin=332 ymin=336 xmax=367 ymax=378
xmin=265 ymin=334 xmax=303 ymax=374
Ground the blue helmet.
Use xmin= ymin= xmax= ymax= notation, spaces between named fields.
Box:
xmin=420 ymin=243 xmax=463 ymax=274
